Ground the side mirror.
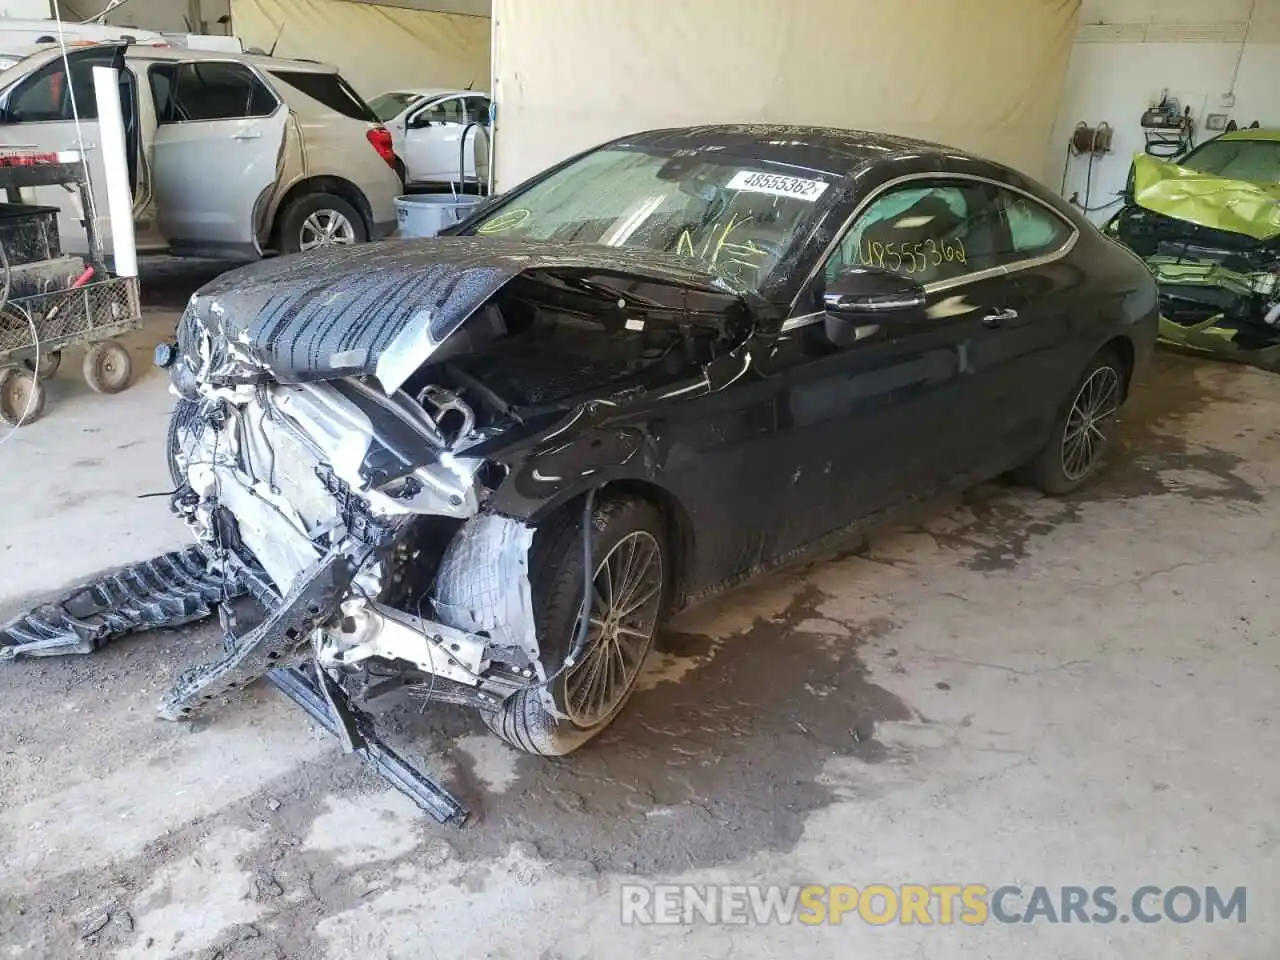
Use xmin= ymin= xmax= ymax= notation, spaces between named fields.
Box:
xmin=822 ymin=266 xmax=926 ymax=346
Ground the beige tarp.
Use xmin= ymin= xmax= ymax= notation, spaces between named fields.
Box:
xmin=230 ymin=0 xmax=490 ymax=98
xmin=492 ymin=0 xmax=1079 ymax=188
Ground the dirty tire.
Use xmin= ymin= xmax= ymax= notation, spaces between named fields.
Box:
xmin=276 ymin=193 xmax=367 ymax=255
xmin=485 ymin=496 xmax=667 ymax=757
xmin=167 ymin=398 xmax=202 ymax=487
xmin=1018 ymin=347 xmax=1126 ymax=496
xmin=82 ymin=340 xmax=132 ymax=394
xmin=0 ymin=368 xmax=47 ymax=426
xmin=23 ymin=349 xmax=61 ymax=380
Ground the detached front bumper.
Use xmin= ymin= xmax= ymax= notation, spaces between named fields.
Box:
xmin=1149 ymin=258 xmax=1280 ymax=372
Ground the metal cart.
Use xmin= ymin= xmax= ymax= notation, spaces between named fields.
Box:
xmin=0 ymin=152 xmax=142 ymax=427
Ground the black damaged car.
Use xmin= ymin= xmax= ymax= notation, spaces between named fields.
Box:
xmin=158 ymin=125 xmax=1159 ymax=757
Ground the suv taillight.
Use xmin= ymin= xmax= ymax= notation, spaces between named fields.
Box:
xmin=366 ymin=126 xmax=397 ymax=169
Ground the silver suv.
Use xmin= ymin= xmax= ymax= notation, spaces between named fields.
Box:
xmin=0 ymin=43 xmax=402 ymax=259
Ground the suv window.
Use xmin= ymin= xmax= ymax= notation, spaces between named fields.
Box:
xmin=269 ymin=70 xmax=376 ymax=121
xmin=997 ymin=190 xmax=1073 ymax=258
xmin=151 ymin=61 xmax=276 ymax=123
xmin=826 ymin=181 xmax=1006 ymax=286
xmin=5 ymin=49 xmax=118 ymax=122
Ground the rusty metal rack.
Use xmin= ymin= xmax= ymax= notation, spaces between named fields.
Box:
xmin=0 ymin=150 xmax=142 ymax=426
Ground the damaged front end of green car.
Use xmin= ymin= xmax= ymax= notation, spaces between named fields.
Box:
xmin=1110 ymin=150 xmax=1280 ymax=372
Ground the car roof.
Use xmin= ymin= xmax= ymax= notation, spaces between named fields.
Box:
xmin=126 ymin=44 xmax=338 ymax=73
xmin=0 ymin=40 xmax=343 ymax=79
xmin=617 ymin=124 xmax=973 ymax=177
xmin=385 ymin=87 xmax=475 ymax=98
xmin=1218 ymin=128 xmax=1280 ymax=143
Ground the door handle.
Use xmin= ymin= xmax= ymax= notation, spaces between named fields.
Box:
xmin=982 ymin=307 xmax=1018 ymax=329
xmin=233 ymin=131 xmax=262 ymax=141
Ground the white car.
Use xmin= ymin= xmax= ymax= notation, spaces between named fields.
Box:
xmin=369 ymin=87 xmax=490 ymax=187
xmin=0 ymin=43 xmax=403 ymax=259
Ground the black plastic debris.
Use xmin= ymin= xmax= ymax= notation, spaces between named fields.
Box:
xmin=0 ymin=547 xmax=244 ymax=661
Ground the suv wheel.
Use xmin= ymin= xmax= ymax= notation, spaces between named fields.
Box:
xmin=278 ymin=193 xmax=367 ymax=255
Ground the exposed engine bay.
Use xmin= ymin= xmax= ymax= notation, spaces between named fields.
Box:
xmin=151 ymin=243 xmax=751 ymax=758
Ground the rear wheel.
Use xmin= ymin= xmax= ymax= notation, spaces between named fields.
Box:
xmin=484 ymin=496 xmax=667 ymax=756
xmin=277 ymin=193 xmax=367 ymax=255
xmin=1018 ymin=349 xmax=1125 ymax=495
xmin=83 ymin=340 xmax=132 ymax=394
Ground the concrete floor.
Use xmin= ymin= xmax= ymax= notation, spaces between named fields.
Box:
xmin=0 ymin=284 xmax=1275 ymax=957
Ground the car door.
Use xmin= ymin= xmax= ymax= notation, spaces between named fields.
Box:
xmin=984 ymin=187 xmax=1082 ymax=458
xmin=148 ymin=59 xmax=287 ymax=258
xmin=760 ymin=178 xmax=1029 ymax=558
xmin=464 ymin=95 xmax=490 ymax=184
xmin=402 ymin=95 xmax=468 ymax=183
xmin=0 ymin=45 xmax=133 ymax=259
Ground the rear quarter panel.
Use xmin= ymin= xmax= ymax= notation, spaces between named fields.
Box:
xmin=263 ymin=80 xmax=402 ymax=236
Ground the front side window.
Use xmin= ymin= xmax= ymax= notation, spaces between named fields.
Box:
xmin=464 ymin=96 xmax=490 ymax=126
xmin=153 ymin=61 xmax=275 ymax=123
xmin=826 ymin=181 xmax=1005 ymax=286
xmin=463 ymin=146 xmax=835 ymax=291
xmin=5 ymin=49 xmax=117 ymax=122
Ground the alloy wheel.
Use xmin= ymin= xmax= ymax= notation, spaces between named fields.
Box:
xmin=299 ymin=210 xmax=357 ymax=251
xmin=1061 ymin=365 xmax=1120 ymax=482
xmin=564 ymin=530 xmax=663 ymax=727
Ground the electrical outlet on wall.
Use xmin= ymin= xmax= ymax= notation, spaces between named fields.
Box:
xmin=1221 ymin=93 xmax=1237 ymax=108
xmin=1206 ymin=114 xmax=1229 ymax=131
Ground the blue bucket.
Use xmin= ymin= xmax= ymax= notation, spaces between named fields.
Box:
xmin=395 ymin=194 xmax=482 ymax=238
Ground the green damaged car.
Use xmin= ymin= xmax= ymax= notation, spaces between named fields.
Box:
xmin=1108 ymin=129 xmax=1280 ymax=371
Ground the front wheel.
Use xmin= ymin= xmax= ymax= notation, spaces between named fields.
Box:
xmin=1018 ymin=349 xmax=1126 ymax=495
xmin=484 ymin=497 xmax=667 ymax=756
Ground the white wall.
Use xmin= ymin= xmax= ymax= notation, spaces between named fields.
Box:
xmin=230 ymin=0 xmax=489 ymax=98
xmin=0 ymin=0 xmax=50 ymax=16
xmin=1049 ymin=0 xmax=1280 ymax=221
xmin=492 ymin=0 xmax=1081 ymax=190
xmin=56 ymin=0 xmax=232 ymax=33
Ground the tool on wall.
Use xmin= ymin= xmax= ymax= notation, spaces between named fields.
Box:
xmin=1060 ymin=121 xmax=1115 ymax=214
xmin=1141 ymin=92 xmax=1195 ymax=158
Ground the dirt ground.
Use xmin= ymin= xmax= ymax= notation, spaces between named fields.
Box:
xmin=0 ymin=276 xmax=1275 ymax=958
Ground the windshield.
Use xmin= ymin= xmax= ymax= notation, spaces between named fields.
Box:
xmin=368 ymin=91 xmax=419 ymax=122
xmin=463 ymin=146 xmax=834 ymax=290
xmin=1180 ymin=139 xmax=1280 ymax=183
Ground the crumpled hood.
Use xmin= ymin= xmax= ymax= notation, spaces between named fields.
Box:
xmin=182 ymin=236 xmax=735 ymax=393
xmin=1132 ymin=153 xmax=1280 ymax=241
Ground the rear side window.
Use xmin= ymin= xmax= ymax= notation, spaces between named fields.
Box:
xmin=995 ymin=190 xmax=1074 ymax=258
xmin=270 ymin=70 xmax=376 ymax=121
xmin=151 ymin=61 xmax=276 ymax=123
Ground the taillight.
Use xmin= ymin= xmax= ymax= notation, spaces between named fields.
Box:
xmin=366 ymin=126 xmax=397 ymax=170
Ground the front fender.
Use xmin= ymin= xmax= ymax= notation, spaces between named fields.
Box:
xmin=485 ymin=421 xmax=661 ymax=522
